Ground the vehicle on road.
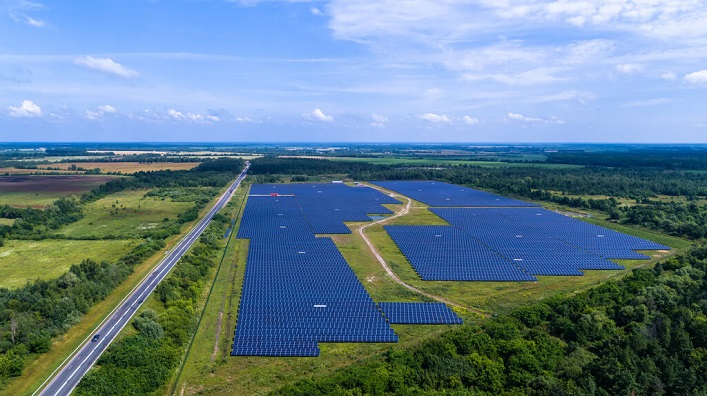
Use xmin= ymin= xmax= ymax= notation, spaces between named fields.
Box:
xmin=91 ymin=334 xmax=100 ymax=342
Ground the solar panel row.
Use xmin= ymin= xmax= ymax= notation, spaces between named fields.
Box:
xmin=232 ymin=184 xmax=400 ymax=357
xmin=378 ymin=302 xmax=463 ymax=325
xmin=373 ymin=180 xmax=539 ymax=207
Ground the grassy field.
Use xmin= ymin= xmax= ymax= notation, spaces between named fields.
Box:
xmin=0 ymin=239 xmax=137 ymax=289
xmin=57 ymin=189 xmax=194 ymax=238
xmin=0 ymin=175 xmax=119 ymax=208
xmin=282 ymin=155 xmax=581 ymax=168
xmin=0 ymin=218 xmax=15 ymax=226
xmin=37 ymin=161 xmax=200 ymax=174
xmin=0 ymin=167 xmax=78 ymax=175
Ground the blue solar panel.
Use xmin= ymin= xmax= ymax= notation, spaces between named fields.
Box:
xmin=231 ymin=184 xmax=399 ymax=357
xmin=384 ymin=225 xmax=537 ymax=281
xmin=372 ymin=180 xmax=539 ymax=207
xmin=378 ymin=302 xmax=463 ymax=325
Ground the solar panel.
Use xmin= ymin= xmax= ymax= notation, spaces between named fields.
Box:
xmin=378 ymin=302 xmax=463 ymax=325
xmin=231 ymin=184 xmax=399 ymax=357
xmin=372 ymin=180 xmax=539 ymax=207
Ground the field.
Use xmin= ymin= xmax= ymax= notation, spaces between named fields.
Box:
xmin=0 ymin=218 xmax=15 ymax=226
xmin=57 ymin=189 xmax=194 ymax=238
xmin=0 ymin=175 xmax=119 ymax=208
xmin=37 ymin=161 xmax=200 ymax=174
xmin=0 ymin=167 xmax=77 ymax=175
xmin=0 ymin=239 xmax=137 ymax=289
xmin=171 ymin=182 xmax=689 ymax=395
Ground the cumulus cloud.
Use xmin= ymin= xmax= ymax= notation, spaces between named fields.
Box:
xmin=310 ymin=7 xmax=323 ymax=16
xmin=305 ymin=108 xmax=334 ymax=122
xmin=685 ymin=70 xmax=707 ymax=84
xmin=8 ymin=99 xmax=42 ymax=118
xmin=507 ymin=112 xmax=564 ymax=124
xmin=420 ymin=113 xmax=451 ymax=123
xmin=74 ymin=56 xmax=139 ymax=78
xmin=168 ymin=109 xmax=219 ymax=123
xmin=462 ymin=116 xmax=480 ymax=125
xmin=86 ymin=105 xmax=117 ymax=120
xmin=371 ymin=113 xmax=388 ymax=127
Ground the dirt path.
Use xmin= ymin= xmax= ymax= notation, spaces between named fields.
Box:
xmin=360 ymin=186 xmax=488 ymax=317
xmin=210 ymin=311 xmax=224 ymax=361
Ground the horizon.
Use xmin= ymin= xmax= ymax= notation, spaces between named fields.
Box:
xmin=2 ymin=1 xmax=707 ymax=143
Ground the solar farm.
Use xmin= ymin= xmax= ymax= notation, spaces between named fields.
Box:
xmin=231 ymin=181 xmax=668 ymax=357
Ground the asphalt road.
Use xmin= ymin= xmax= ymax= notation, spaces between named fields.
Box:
xmin=37 ymin=164 xmax=249 ymax=396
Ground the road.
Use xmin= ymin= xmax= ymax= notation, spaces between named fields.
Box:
xmin=37 ymin=164 xmax=249 ymax=396
xmin=360 ymin=184 xmax=487 ymax=316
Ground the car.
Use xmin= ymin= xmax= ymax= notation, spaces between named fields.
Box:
xmin=91 ymin=334 xmax=100 ymax=342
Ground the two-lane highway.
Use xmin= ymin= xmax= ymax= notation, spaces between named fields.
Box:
xmin=37 ymin=164 xmax=249 ymax=396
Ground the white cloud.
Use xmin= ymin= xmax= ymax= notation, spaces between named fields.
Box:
xmin=371 ymin=113 xmax=388 ymax=127
xmin=661 ymin=72 xmax=677 ymax=80
xmin=168 ymin=108 xmax=219 ymax=123
xmin=507 ymin=112 xmax=564 ymax=124
xmin=420 ymin=113 xmax=451 ymax=123
xmin=310 ymin=7 xmax=323 ymax=16
xmin=236 ymin=117 xmax=254 ymax=123
xmin=98 ymin=104 xmax=117 ymax=113
xmin=74 ymin=56 xmax=139 ymax=78
xmin=305 ymin=108 xmax=334 ymax=122
xmin=685 ymin=69 xmax=707 ymax=84
xmin=25 ymin=16 xmax=44 ymax=27
xmin=8 ymin=99 xmax=42 ymax=117
xmin=616 ymin=63 xmax=643 ymax=74
xmin=462 ymin=116 xmax=480 ymax=125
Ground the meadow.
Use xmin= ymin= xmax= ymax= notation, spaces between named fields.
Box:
xmin=283 ymin=155 xmax=581 ymax=168
xmin=57 ymin=189 xmax=194 ymax=239
xmin=0 ymin=239 xmax=137 ymax=289
xmin=0 ymin=175 xmax=119 ymax=208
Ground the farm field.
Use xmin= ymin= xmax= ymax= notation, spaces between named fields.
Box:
xmin=0 ymin=239 xmax=137 ymax=289
xmin=57 ymin=189 xmax=194 ymax=238
xmin=0 ymin=167 xmax=77 ymax=175
xmin=0 ymin=175 xmax=119 ymax=208
xmin=37 ymin=161 xmax=200 ymax=174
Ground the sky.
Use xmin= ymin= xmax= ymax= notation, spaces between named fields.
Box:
xmin=1 ymin=0 xmax=707 ymax=143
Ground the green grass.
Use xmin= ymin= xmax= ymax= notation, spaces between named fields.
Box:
xmin=57 ymin=189 xmax=194 ymax=238
xmin=0 ymin=191 xmax=74 ymax=208
xmin=0 ymin=218 xmax=15 ymax=226
xmin=0 ymin=239 xmax=137 ymax=289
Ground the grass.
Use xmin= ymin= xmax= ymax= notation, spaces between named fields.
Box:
xmin=0 ymin=239 xmax=137 ymax=289
xmin=0 ymin=175 xmax=119 ymax=208
xmin=6 ymin=185 xmax=230 ymax=396
xmin=37 ymin=162 xmax=201 ymax=174
xmin=57 ymin=189 xmax=194 ymax=239
xmin=0 ymin=218 xmax=15 ymax=226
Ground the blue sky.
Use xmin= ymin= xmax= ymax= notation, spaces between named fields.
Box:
xmin=1 ymin=0 xmax=707 ymax=143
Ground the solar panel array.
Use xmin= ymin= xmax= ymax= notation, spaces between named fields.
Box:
xmin=384 ymin=225 xmax=536 ymax=281
xmin=378 ymin=302 xmax=463 ymax=325
xmin=373 ymin=180 xmax=539 ymax=207
xmin=250 ymin=183 xmax=400 ymax=234
xmin=375 ymin=180 xmax=669 ymax=280
xmin=232 ymin=185 xmax=399 ymax=357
